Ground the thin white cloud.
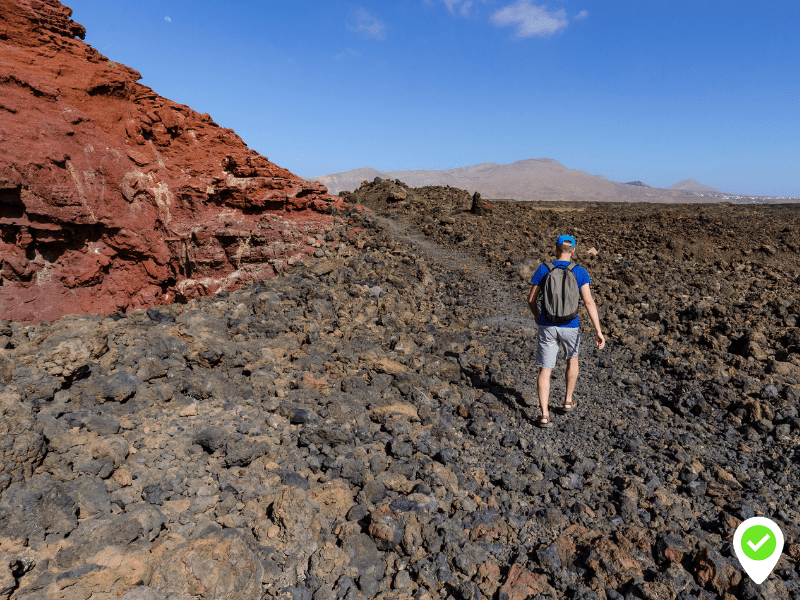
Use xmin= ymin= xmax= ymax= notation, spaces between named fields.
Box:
xmin=347 ymin=8 xmax=386 ymax=40
xmin=492 ymin=1 xmax=569 ymax=38
xmin=335 ymin=48 xmax=361 ymax=60
xmin=164 ymin=16 xmax=171 ymax=22
xmin=441 ymin=0 xmax=479 ymax=17
xmin=575 ymin=10 xmax=588 ymax=20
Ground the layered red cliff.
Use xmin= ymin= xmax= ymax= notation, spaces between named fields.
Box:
xmin=0 ymin=0 xmax=339 ymax=322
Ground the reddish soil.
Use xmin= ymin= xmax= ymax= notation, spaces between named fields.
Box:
xmin=0 ymin=0 xmax=340 ymax=322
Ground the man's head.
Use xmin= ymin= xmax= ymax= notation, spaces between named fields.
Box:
xmin=556 ymin=234 xmax=576 ymax=256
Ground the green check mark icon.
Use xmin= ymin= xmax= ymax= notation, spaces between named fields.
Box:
xmin=741 ymin=525 xmax=777 ymax=561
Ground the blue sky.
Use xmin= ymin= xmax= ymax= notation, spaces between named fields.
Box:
xmin=68 ymin=1 xmax=799 ymax=196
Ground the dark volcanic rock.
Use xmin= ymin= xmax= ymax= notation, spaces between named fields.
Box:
xmin=342 ymin=532 xmax=385 ymax=596
xmin=0 ymin=474 xmax=78 ymax=544
xmin=194 ymin=426 xmax=229 ymax=453
xmin=368 ymin=505 xmax=405 ymax=550
xmin=148 ymin=529 xmax=264 ymax=599
xmin=0 ymin=390 xmax=46 ymax=492
xmin=470 ymin=191 xmax=492 ymax=216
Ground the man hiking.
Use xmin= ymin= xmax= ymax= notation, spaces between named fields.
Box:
xmin=527 ymin=235 xmax=605 ymax=428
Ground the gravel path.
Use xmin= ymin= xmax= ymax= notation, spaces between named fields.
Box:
xmin=374 ymin=212 xmax=620 ymax=460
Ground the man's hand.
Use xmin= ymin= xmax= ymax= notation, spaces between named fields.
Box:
xmin=595 ymin=331 xmax=606 ymax=349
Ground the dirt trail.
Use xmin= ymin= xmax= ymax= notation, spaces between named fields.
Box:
xmin=374 ymin=214 xmax=524 ymax=312
xmin=374 ymin=213 xmax=610 ymax=446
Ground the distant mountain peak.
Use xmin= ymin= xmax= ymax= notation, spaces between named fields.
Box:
xmin=514 ymin=158 xmax=564 ymax=167
xmin=667 ymin=179 xmax=721 ymax=193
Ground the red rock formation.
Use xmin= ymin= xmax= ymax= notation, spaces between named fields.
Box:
xmin=0 ymin=0 xmax=339 ymax=322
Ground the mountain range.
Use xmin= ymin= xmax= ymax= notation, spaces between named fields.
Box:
xmin=311 ymin=159 xmax=724 ymax=202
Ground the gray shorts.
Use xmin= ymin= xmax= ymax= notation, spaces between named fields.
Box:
xmin=535 ymin=325 xmax=580 ymax=369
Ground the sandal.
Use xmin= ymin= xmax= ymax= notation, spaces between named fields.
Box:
xmin=564 ymin=399 xmax=576 ymax=411
xmin=538 ymin=416 xmax=554 ymax=428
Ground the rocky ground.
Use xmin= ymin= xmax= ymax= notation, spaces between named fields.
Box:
xmin=2 ymin=179 xmax=800 ymax=600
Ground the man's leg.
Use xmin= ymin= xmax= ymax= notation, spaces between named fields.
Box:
xmin=559 ymin=327 xmax=581 ymax=408
xmin=538 ymin=367 xmax=553 ymax=419
xmin=535 ymin=325 xmax=558 ymax=424
xmin=565 ymin=356 xmax=579 ymax=407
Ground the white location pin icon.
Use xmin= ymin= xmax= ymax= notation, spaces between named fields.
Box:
xmin=733 ymin=516 xmax=784 ymax=584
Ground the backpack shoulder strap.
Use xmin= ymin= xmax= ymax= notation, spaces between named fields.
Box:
xmin=567 ymin=263 xmax=577 ymax=271
xmin=545 ymin=262 xmax=555 ymax=272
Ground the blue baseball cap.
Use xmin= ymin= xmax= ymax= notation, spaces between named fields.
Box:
xmin=557 ymin=234 xmax=576 ymax=247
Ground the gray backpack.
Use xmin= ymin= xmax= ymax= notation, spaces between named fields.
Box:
xmin=541 ymin=262 xmax=580 ymax=324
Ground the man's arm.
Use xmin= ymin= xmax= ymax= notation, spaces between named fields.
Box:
xmin=580 ymin=284 xmax=606 ymax=349
xmin=527 ymin=284 xmax=541 ymax=319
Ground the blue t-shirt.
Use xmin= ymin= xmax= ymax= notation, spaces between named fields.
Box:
xmin=530 ymin=261 xmax=591 ymax=328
